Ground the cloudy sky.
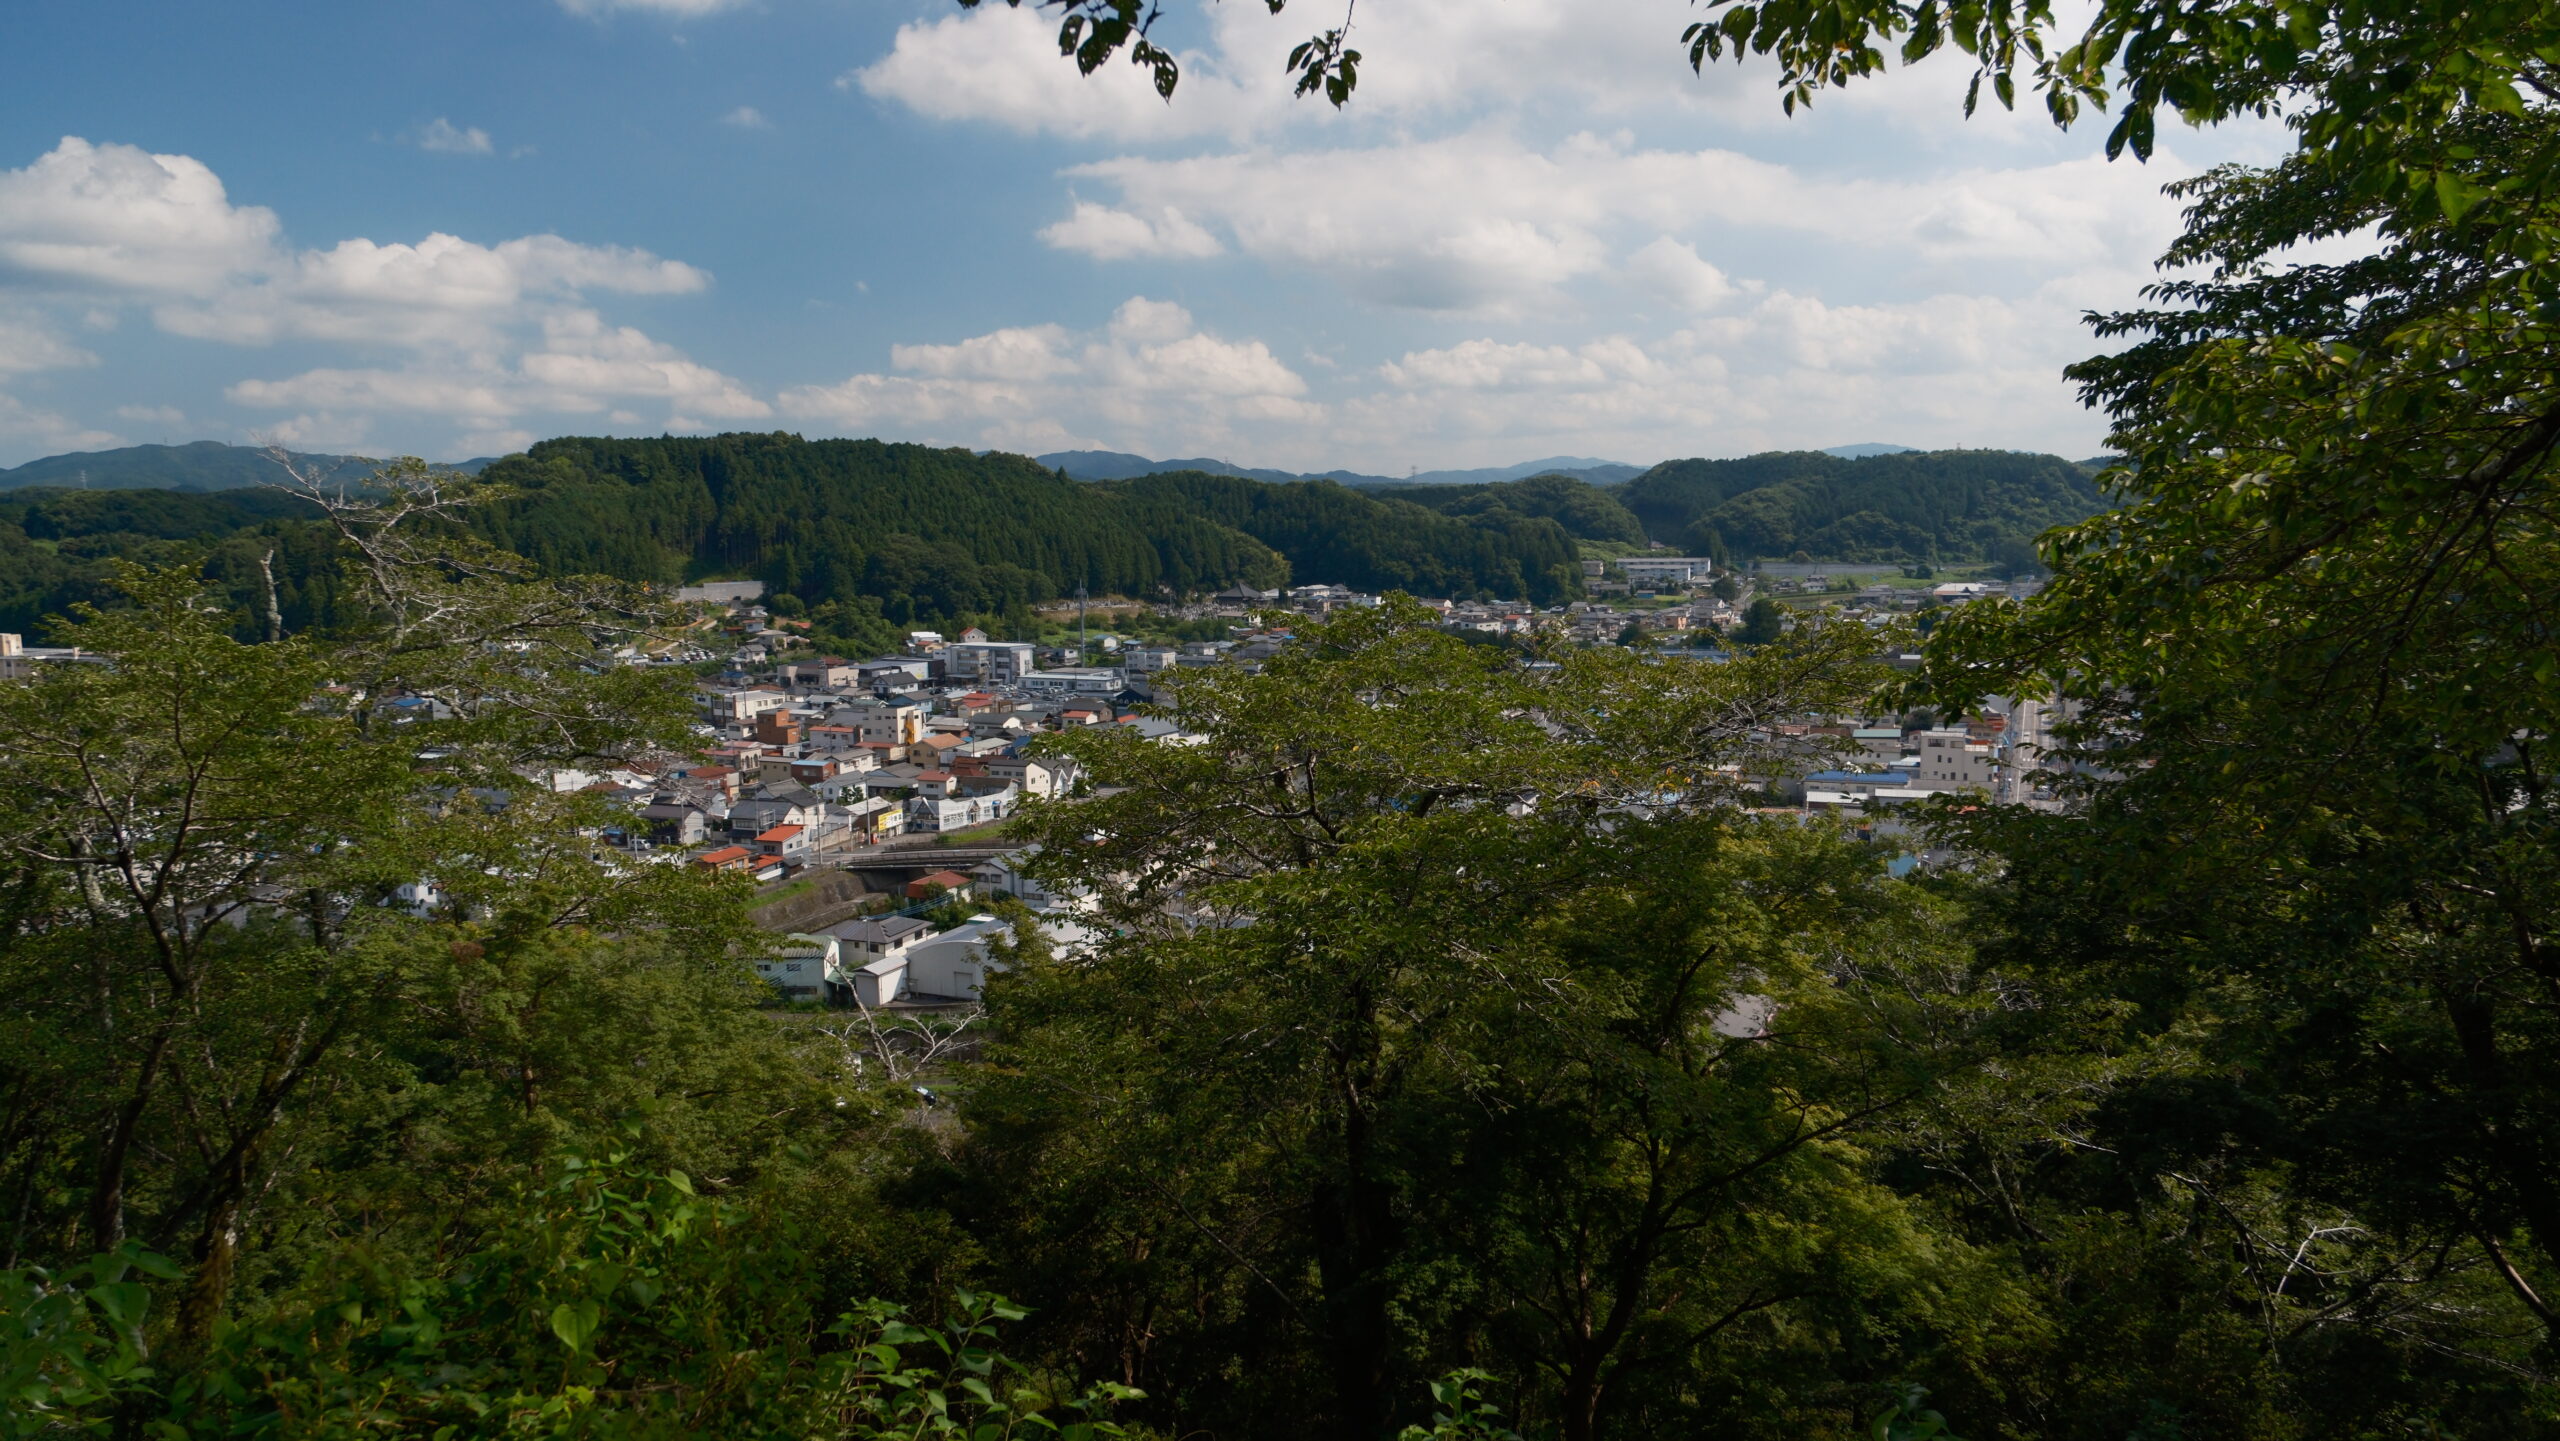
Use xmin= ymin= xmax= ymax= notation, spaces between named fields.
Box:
xmin=0 ymin=0 xmax=2289 ymax=471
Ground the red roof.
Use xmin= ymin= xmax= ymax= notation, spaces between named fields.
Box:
xmin=918 ymin=869 xmax=971 ymax=887
xmin=755 ymin=825 xmax=804 ymax=842
xmin=687 ymin=765 xmax=734 ymax=779
xmin=694 ymin=845 xmax=752 ymax=868
xmin=916 ymin=770 xmax=952 ymax=782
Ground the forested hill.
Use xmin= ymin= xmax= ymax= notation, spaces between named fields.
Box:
xmin=1367 ymin=473 xmax=1647 ymax=546
xmin=474 ymin=435 xmax=1286 ymax=623
xmin=479 ymin=433 xmax=1588 ymax=614
xmin=0 ymin=441 xmax=467 ymax=492
xmin=1105 ymin=471 xmax=1584 ymax=604
xmin=1617 ymin=449 xmax=2109 ymax=563
xmin=0 ymin=436 xmax=2111 ymax=640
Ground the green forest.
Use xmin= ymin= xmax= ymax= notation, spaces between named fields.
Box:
xmin=0 ymin=436 xmax=1617 ymax=646
xmin=0 ymin=440 xmax=2112 ymax=646
xmin=1367 ymin=473 xmax=1650 ymax=547
xmin=1614 ymin=449 xmax=2110 ymax=566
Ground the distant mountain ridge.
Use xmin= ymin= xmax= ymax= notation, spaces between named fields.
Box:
xmin=1034 ymin=449 xmax=1645 ymax=488
xmin=0 ymin=441 xmax=495 ymax=492
xmin=6 ymin=439 xmax=1938 ymax=495
xmin=0 ymin=434 xmax=2108 ymax=642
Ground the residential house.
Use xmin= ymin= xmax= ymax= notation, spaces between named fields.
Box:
xmin=636 ymin=803 xmax=707 ymax=846
xmin=860 ymin=657 xmax=935 ymax=691
xmin=754 ymin=824 xmax=815 ymax=867
xmin=1853 ymin=728 xmax=1907 ymax=763
xmin=821 ymin=914 xmax=936 ymax=1003
xmin=906 ymin=868 xmax=976 ymax=901
xmin=781 ymin=659 xmax=858 ymax=691
xmin=911 ymin=731 xmax=966 ymax=769
xmin=728 ymin=788 xmax=817 ymax=838
xmin=841 ymin=795 xmax=907 ymax=845
xmin=693 ymin=844 xmax=754 ymax=873
xmin=839 ymin=697 xmax=929 ymax=746
xmin=1122 ymin=646 xmax=1178 ymax=678
xmin=905 ymin=784 xmax=1017 ymax=834
xmin=753 ymin=932 xmax=838 ymax=1002
xmin=986 ymin=752 xmax=1078 ymax=800
xmin=971 ymin=849 xmax=1083 ymax=912
xmin=705 ymin=688 xmax=791 ymax=724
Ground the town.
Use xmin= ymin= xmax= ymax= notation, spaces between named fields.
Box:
xmin=446 ymin=555 xmax=2060 ymax=1015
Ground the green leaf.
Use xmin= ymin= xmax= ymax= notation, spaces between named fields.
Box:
xmin=549 ymin=1299 xmax=603 ymax=1353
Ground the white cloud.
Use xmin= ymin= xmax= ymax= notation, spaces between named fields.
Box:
xmin=114 ymin=403 xmax=185 ymax=425
xmin=848 ymin=8 xmax=1283 ymax=143
xmin=1624 ymin=237 xmax=1738 ymax=312
xmin=0 ymin=137 xmax=281 ymax=293
xmin=0 ymin=312 xmax=97 ymax=374
xmin=149 ymin=231 xmax=708 ymax=351
xmin=0 ymin=392 xmax=118 ymax=454
xmin=892 ymin=324 xmax=1077 ymax=383
xmin=0 ymin=136 xmax=752 ymax=456
xmin=256 ymin=412 xmax=374 ymax=452
xmin=782 ymin=297 xmax=1315 ymax=456
xmin=1346 ymin=280 xmax=2112 ymax=462
xmin=1051 ymin=131 xmax=2190 ymax=316
xmin=766 ymin=278 xmax=2119 ymax=470
xmin=720 ymin=106 xmax=771 ymax=130
xmin=1038 ymin=202 xmax=1222 ymax=260
xmin=850 ymin=0 xmax=1765 ymax=143
xmin=231 ymin=307 xmax=771 ymax=427
xmin=415 ymin=118 xmax=495 ymax=156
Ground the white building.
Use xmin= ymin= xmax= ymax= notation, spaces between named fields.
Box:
xmin=1616 ymin=556 xmax=1716 ymax=588
xmin=906 ymin=784 xmax=1019 ymax=834
xmin=1021 ymin=667 xmax=1126 ymax=696
xmin=754 ymin=932 xmax=840 ymax=1003
xmin=705 ymin=688 xmax=792 ymax=724
xmin=1908 ymin=729 xmax=2002 ymax=792
xmin=944 ymin=641 xmax=1037 ymax=685
xmin=904 ymin=916 xmax=1012 ymax=1000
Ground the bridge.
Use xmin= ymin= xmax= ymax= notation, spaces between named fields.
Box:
xmin=824 ymin=845 xmax=1025 ymax=872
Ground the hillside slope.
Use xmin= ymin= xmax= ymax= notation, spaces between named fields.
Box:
xmin=475 ymin=434 xmax=1589 ymax=615
xmin=0 ymin=441 xmax=488 ymax=492
xmin=1615 ymin=449 xmax=2109 ymax=563
xmin=1366 ymin=474 xmax=1646 ymax=546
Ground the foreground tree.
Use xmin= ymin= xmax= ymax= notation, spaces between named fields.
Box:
xmin=0 ymin=462 xmax=825 ymax=1349
xmin=931 ymin=602 xmax=2016 ymax=1438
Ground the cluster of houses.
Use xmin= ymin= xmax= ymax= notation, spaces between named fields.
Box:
xmin=746 ymin=850 xmax=1099 ymax=1008
xmin=608 ymin=635 xmax=1123 ymax=881
xmin=1788 ymin=694 xmax=2064 ymax=815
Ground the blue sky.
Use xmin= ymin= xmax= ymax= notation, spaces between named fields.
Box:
xmin=0 ymin=0 xmax=2290 ymax=470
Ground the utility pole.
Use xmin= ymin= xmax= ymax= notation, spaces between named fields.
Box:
xmin=1076 ymin=581 xmax=1089 ymax=659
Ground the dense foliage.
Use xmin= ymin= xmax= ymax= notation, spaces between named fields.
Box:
xmin=0 ymin=487 xmax=347 ymax=636
xmin=1105 ymin=471 xmax=1587 ymax=604
xmin=0 ymin=436 xmax=1603 ymax=649
xmin=1615 ymin=449 xmax=2108 ymax=564
xmin=1367 ymin=474 xmax=1648 ymax=546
